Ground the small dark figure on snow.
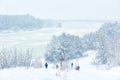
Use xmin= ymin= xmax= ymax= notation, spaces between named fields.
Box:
xmin=71 ymin=62 xmax=74 ymax=69
xmin=56 ymin=64 xmax=59 ymax=69
xmin=45 ymin=62 xmax=48 ymax=68
xmin=75 ymin=65 xmax=80 ymax=71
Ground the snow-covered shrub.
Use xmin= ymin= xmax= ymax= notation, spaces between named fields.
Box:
xmin=0 ymin=47 xmax=32 ymax=69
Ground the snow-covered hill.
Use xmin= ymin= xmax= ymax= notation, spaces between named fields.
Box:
xmin=0 ymin=51 xmax=120 ymax=80
xmin=0 ymin=21 xmax=102 ymax=58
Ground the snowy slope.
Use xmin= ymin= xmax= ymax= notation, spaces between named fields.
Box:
xmin=0 ymin=51 xmax=120 ymax=80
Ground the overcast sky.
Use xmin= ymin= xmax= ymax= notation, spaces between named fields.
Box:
xmin=0 ymin=0 xmax=120 ymax=20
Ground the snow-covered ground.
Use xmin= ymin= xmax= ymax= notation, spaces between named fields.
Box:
xmin=0 ymin=51 xmax=120 ymax=80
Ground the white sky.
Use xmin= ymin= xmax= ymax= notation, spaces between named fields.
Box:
xmin=0 ymin=0 xmax=120 ymax=20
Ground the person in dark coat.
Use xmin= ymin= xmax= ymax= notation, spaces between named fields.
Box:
xmin=75 ymin=65 xmax=80 ymax=71
xmin=45 ymin=62 xmax=48 ymax=68
xmin=71 ymin=62 xmax=74 ymax=69
xmin=56 ymin=64 xmax=59 ymax=69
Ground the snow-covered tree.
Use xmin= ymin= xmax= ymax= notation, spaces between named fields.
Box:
xmin=94 ymin=22 xmax=120 ymax=67
xmin=81 ymin=32 xmax=96 ymax=51
xmin=0 ymin=14 xmax=61 ymax=32
xmin=45 ymin=33 xmax=83 ymax=62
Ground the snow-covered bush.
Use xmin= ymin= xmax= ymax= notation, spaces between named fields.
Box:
xmin=0 ymin=47 xmax=32 ymax=69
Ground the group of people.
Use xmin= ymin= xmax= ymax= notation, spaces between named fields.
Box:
xmin=71 ymin=62 xmax=80 ymax=71
xmin=44 ymin=62 xmax=80 ymax=71
xmin=36 ymin=61 xmax=80 ymax=77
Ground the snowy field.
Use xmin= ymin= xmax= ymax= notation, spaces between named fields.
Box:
xmin=0 ymin=21 xmax=102 ymax=58
xmin=0 ymin=51 xmax=120 ymax=80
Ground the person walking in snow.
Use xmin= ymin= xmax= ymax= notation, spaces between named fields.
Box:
xmin=56 ymin=64 xmax=59 ymax=69
xmin=71 ymin=62 xmax=74 ymax=69
xmin=75 ymin=65 xmax=80 ymax=71
xmin=45 ymin=62 xmax=48 ymax=68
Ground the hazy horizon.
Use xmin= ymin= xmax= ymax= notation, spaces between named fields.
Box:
xmin=0 ymin=0 xmax=120 ymax=20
